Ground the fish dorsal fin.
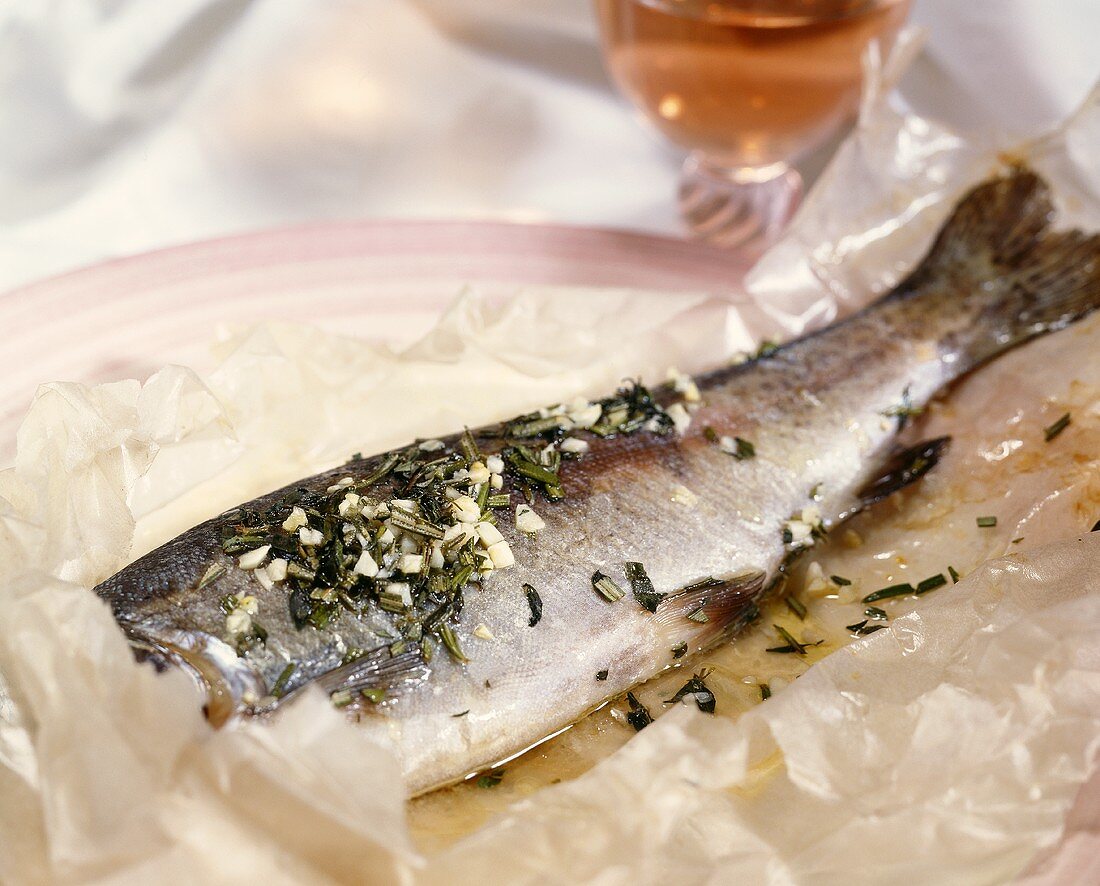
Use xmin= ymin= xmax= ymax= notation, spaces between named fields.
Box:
xmin=654 ymin=570 xmax=765 ymax=656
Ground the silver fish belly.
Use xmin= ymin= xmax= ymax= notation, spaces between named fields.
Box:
xmin=94 ymin=169 xmax=1100 ymax=795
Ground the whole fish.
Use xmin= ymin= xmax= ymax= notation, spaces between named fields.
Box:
xmin=96 ymin=169 xmax=1100 ymax=795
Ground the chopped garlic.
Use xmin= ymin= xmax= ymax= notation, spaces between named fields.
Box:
xmin=386 ymin=582 xmax=413 ymax=607
xmin=802 ymin=561 xmax=832 ymax=598
xmin=443 ymin=522 xmax=476 ymax=545
xmin=473 ymin=623 xmax=495 ymax=641
xmin=337 ymin=492 xmax=361 ymax=516
xmin=254 ymin=569 xmax=274 ymax=591
xmin=399 ymin=534 xmax=420 ymax=554
xmin=236 ymin=595 xmax=259 ymax=615
xmin=515 ymin=504 xmax=545 ymax=533
xmin=398 ymin=553 xmax=423 ymax=574
xmin=266 ymin=558 xmax=288 ymax=582
xmin=560 ymin=437 xmax=589 ymax=454
xmin=298 ymin=527 xmax=325 ymax=547
xmin=326 ymin=476 xmax=354 ymax=493
xmin=467 ymin=461 xmax=491 ymax=484
xmin=476 ymin=522 xmax=504 ymax=547
xmin=801 ymin=505 xmax=822 ymax=526
xmin=377 ymin=527 xmax=395 ymax=549
xmin=490 ymin=473 xmax=504 ymax=490
xmin=567 ymin=400 xmax=603 ymax=428
xmin=419 ymin=439 xmax=445 ymax=452
xmin=450 ymin=495 xmax=480 ymax=523
xmin=667 ymin=366 xmax=701 ymax=402
xmin=670 ymin=484 xmax=698 ymax=507
xmin=487 ymin=540 xmax=515 ymax=568
xmin=429 ymin=542 xmax=445 ymax=570
xmin=238 ymin=545 xmax=271 ymax=571
xmin=353 ymin=550 xmax=379 ymax=577
xmin=785 ymin=519 xmax=813 ymax=546
xmin=282 ymin=506 xmax=308 ymax=532
xmin=666 ymin=402 xmax=692 ymax=434
xmin=390 ymin=498 xmax=417 ymax=513
xmin=225 ymin=610 xmax=252 ymax=636
xmin=486 ymin=455 xmax=504 ymax=474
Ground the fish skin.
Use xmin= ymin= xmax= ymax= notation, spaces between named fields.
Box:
xmin=94 ymin=168 xmax=1100 ymax=795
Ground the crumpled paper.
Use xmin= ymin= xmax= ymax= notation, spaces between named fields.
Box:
xmin=2 ymin=87 xmax=1100 ymax=886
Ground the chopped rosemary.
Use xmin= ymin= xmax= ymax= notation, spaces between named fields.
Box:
xmin=1011 ymin=537 xmax=1024 ymax=544
xmin=625 ymin=561 xmax=665 ymax=612
xmin=487 ymin=493 xmax=511 ymax=509
xmin=846 ymin=619 xmax=886 ymax=636
xmin=438 ymin=624 xmax=469 ymax=663
xmin=785 ymin=595 xmax=807 ymax=619
xmin=881 ymin=385 xmax=923 ymax=431
xmin=271 ymin=662 xmax=296 ymax=698
xmin=1092 ymin=519 xmax=1100 ymax=532
xmin=864 ymin=606 xmax=888 ymax=621
xmin=1043 ymin=412 xmax=1071 ymax=442
xmin=830 ymin=575 xmax=852 ymax=586
xmin=665 ymin=670 xmax=716 ymax=714
xmin=948 ymin=565 xmax=960 ymax=583
xmin=753 ymin=340 xmax=779 ymax=359
xmin=685 ymin=603 xmax=709 ymax=623
xmin=703 ymin=426 xmax=719 ymax=444
xmin=524 ymin=583 xmax=543 ymax=627
xmin=625 ymin=692 xmax=653 ymax=731
xmin=361 ymin=687 xmax=386 ymax=705
xmin=671 ymin=642 xmax=688 ymax=659
xmin=916 ymin=573 xmax=947 ymax=594
xmin=733 ymin=437 xmax=755 ymax=460
xmin=596 ymin=670 xmax=609 ymax=681
xmin=592 ymin=570 xmax=626 ymax=602
xmin=760 ymin=683 xmax=771 ymax=701
xmin=765 ymin=624 xmax=820 ymax=655
xmin=862 ymin=583 xmax=914 ymax=603
xmin=452 ymin=710 xmax=469 ymax=718
xmin=476 ymin=770 xmax=504 ymax=789
xmin=976 ymin=515 xmax=997 ymax=528
xmin=197 ymin=563 xmax=227 ymax=590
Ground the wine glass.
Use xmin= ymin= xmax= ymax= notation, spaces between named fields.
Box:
xmin=594 ymin=0 xmax=911 ymax=251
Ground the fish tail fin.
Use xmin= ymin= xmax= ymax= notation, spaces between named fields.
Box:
xmin=902 ymin=167 xmax=1100 ymax=367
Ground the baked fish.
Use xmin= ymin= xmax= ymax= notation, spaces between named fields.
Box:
xmin=95 ymin=169 xmax=1100 ymax=795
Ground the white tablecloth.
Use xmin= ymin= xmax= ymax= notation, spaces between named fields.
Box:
xmin=0 ymin=0 xmax=1096 ymax=292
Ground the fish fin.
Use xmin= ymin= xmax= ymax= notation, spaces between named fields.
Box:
xmin=655 ymin=570 xmax=765 ymax=654
xmin=308 ymin=646 xmax=429 ymax=700
xmin=858 ymin=436 xmax=950 ymax=507
xmin=905 ymin=167 xmax=1100 ymax=365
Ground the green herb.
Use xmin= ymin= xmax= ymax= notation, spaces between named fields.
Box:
xmin=218 ymin=594 xmax=238 ymax=616
xmin=271 ymin=663 xmax=296 ymax=698
xmin=753 ymin=340 xmax=779 ymax=359
xmin=864 ymin=606 xmax=888 ymax=621
xmin=686 ymin=603 xmax=709 ymax=623
xmin=976 ymin=515 xmax=997 ymax=528
xmin=1011 ymin=537 xmax=1024 ymax=544
xmin=476 ymin=770 xmax=504 ymax=789
xmin=1044 ymin=412 xmax=1071 ymax=442
xmin=524 ymin=583 xmax=543 ymax=627
xmin=732 ymin=437 xmax=756 ymax=460
xmin=1091 ymin=519 xmax=1100 ymax=532
xmin=881 ymin=385 xmax=923 ymax=431
xmin=452 ymin=710 xmax=469 ymax=718
xmin=331 ymin=689 xmax=355 ymax=708
xmin=625 ymin=561 xmax=665 ymax=612
xmin=831 ymin=575 xmax=852 ymax=586
xmin=197 ymin=563 xmax=227 ymax=590
xmin=671 ymin=642 xmax=688 ymax=659
xmin=785 ymin=595 xmax=807 ymax=620
xmin=459 ymin=428 xmax=481 ymax=463
xmin=948 ymin=565 xmax=960 ymax=583
xmin=862 ymin=583 xmax=914 ymax=603
xmin=916 ymin=573 xmax=947 ymax=594
xmin=765 ymin=624 xmax=821 ymax=655
xmin=596 ymin=670 xmax=609 ymax=681
xmin=592 ymin=570 xmax=626 ymax=602
xmin=703 ymin=426 xmax=719 ymax=444
xmin=438 ymin=624 xmax=469 ymax=663
xmin=760 ymin=683 xmax=772 ymax=701
xmin=664 ymin=670 xmax=716 ymax=714
xmin=626 ymin=692 xmax=653 ymax=731
xmin=487 ymin=493 xmax=510 ymax=509
xmin=361 ymin=687 xmax=386 ymax=705
xmin=846 ymin=619 xmax=886 ymax=635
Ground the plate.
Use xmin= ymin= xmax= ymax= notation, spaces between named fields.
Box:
xmin=0 ymin=220 xmax=744 ymax=462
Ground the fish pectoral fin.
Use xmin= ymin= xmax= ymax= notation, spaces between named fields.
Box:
xmin=858 ymin=436 xmax=950 ymax=508
xmin=655 ymin=570 xmax=765 ymax=653
xmin=301 ymin=646 xmax=430 ymax=705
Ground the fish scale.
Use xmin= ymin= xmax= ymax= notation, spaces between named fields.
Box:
xmin=95 ymin=168 xmax=1100 ymax=795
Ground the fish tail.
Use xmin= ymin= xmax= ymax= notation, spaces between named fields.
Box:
xmin=900 ymin=166 xmax=1100 ymax=368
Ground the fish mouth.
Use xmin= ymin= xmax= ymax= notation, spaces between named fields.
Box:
xmin=124 ymin=626 xmax=265 ymax=727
